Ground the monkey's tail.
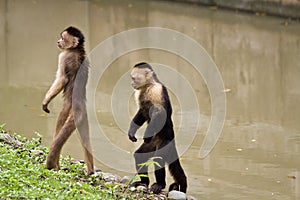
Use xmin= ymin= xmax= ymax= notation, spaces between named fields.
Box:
xmin=168 ymin=159 xmax=187 ymax=193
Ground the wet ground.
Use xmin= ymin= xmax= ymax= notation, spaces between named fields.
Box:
xmin=0 ymin=0 xmax=299 ymax=199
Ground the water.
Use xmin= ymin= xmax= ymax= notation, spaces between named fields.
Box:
xmin=0 ymin=0 xmax=299 ymax=199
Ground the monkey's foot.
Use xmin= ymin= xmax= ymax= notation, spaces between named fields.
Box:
xmin=46 ymin=162 xmax=60 ymax=171
xmin=168 ymin=182 xmax=180 ymax=191
xmin=85 ymin=169 xmax=95 ymax=176
xmin=46 ymin=157 xmax=60 ymax=171
xmin=150 ymin=183 xmax=165 ymax=194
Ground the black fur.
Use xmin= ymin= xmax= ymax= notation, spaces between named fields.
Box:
xmin=64 ymin=26 xmax=85 ymax=46
xmin=129 ymin=62 xmax=187 ymax=194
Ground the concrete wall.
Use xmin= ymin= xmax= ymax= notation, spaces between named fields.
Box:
xmin=2 ymin=0 xmax=89 ymax=87
xmin=0 ymin=0 xmax=7 ymax=85
xmin=158 ymin=0 xmax=300 ymax=18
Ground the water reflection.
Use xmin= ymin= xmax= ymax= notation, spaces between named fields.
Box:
xmin=0 ymin=0 xmax=299 ymax=199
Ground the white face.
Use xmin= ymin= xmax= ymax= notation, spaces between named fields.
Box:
xmin=130 ymin=67 xmax=152 ymax=89
xmin=57 ymin=31 xmax=78 ymax=50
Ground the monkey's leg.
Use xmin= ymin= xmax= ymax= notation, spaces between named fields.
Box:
xmin=168 ymin=159 xmax=187 ymax=193
xmin=46 ymin=113 xmax=75 ymax=170
xmin=150 ymin=156 xmax=166 ymax=194
xmin=55 ymin=101 xmax=71 ymax=138
xmin=149 ymin=140 xmax=170 ymax=194
xmin=133 ymin=142 xmax=155 ymax=187
xmin=167 ymin=141 xmax=187 ymax=193
xmin=75 ymin=109 xmax=94 ymax=175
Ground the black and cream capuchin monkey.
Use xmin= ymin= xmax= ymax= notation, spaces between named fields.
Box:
xmin=128 ymin=62 xmax=187 ymax=194
xmin=42 ymin=26 xmax=94 ymax=175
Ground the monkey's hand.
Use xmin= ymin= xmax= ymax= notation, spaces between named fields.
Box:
xmin=128 ymin=121 xmax=141 ymax=142
xmin=129 ymin=134 xmax=137 ymax=142
xmin=42 ymin=104 xmax=50 ymax=113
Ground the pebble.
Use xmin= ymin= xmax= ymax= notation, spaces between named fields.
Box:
xmin=30 ymin=149 xmax=44 ymax=155
xmin=168 ymin=190 xmax=187 ymax=200
xmin=102 ymin=172 xmax=121 ymax=182
xmin=95 ymin=172 xmax=121 ymax=182
xmin=0 ymin=133 xmax=13 ymax=143
xmin=94 ymin=166 xmax=101 ymax=172
xmin=120 ymin=176 xmax=130 ymax=184
xmin=136 ymin=185 xmax=148 ymax=193
xmin=0 ymin=133 xmax=22 ymax=146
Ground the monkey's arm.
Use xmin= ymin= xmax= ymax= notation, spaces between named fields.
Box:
xmin=143 ymin=104 xmax=167 ymax=143
xmin=42 ymin=64 xmax=68 ymax=113
xmin=128 ymin=109 xmax=146 ymax=142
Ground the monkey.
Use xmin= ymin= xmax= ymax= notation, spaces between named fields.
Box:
xmin=128 ymin=62 xmax=187 ymax=194
xmin=42 ymin=26 xmax=94 ymax=175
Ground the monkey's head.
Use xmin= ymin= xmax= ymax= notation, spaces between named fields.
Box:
xmin=57 ymin=26 xmax=85 ymax=50
xmin=131 ymin=62 xmax=158 ymax=90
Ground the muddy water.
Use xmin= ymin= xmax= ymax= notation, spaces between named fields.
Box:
xmin=0 ymin=0 xmax=300 ymax=199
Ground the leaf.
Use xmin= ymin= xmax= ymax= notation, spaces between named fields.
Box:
xmin=0 ymin=123 xmax=6 ymax=131
xmin=151 ymin=161 xmax=161 ymax=168
xmin=138 ymin=162 xmax=148 ymax=167
xmin=138 ymin=157 xmax=163 ymax=170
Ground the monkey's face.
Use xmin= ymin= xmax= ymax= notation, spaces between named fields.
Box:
xmin=57 ymin=31 xmax=79 ymax=50
xmin=130 ymin=67 xmax=153 ymax=89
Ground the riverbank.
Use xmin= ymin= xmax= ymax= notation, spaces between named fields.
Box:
xmin=0 ymin=125 xmax=171 ymax=199
xmin=0 ymin=125 xmax=197 ymax=200
xmin=156 ymin=0 xmax=300 ymax=19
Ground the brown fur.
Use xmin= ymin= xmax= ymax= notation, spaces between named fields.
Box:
xmin=42 ymin=26 xmax=94 ymax=175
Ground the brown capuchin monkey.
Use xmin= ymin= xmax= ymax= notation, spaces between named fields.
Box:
xmin=42 ymin=26 xmax=94 ymax=175
xmin=128 ymin=62 xmax=187 ymax=194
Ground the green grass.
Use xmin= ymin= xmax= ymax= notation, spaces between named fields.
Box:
xmin=0 ymin=125 xmax=167 ymax=200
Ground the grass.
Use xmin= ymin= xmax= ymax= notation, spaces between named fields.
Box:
xmin=0 ymin=124 xmax=167 ymax=200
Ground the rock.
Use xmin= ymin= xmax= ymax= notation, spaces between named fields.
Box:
xmin=120 ymin=176 xmax=130 ymax=184
xmin=94 ymin=166 xmax=101 ymax=172
xmin=0 ymin=133 xmax=23 ymax=147
xmin=168 ymin=190 xmax=187 ymax=200
xmin=0 ymin=133 xmax=13 ymax=143
xmin=102 ymin=172 xmax=121 ymax=182
xmin=136 ymin=185 xmax=148 ymax=193
xmin=30 ymin=149 xmax=44 ymax=155
xmin=70 ymin=159 xmax=84 ymax=164
xmin=129 ymin=186 xmax=136 ymax=192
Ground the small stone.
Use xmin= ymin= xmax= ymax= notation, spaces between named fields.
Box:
xmin=168 ymin=190 xmax=187 ymax=200
xmin=94 ymin=171 xmax=104 ymax=177
xmin=70 ymin=159 xmax=84 ymax=164
xmin=136 ymin=185 xmax=148 ymax=193
xmin=30 ymin=149 xmax=44 ymax=155
xmin=94 ymin=166 xmax=101 ymax=172
xmin=120 ymin=176 xmax=130 ymax=184
xmin=103 ymin=172 xmax=121 ymax=182
xmin=0 ymin=133 xmax=13 ymax=143
xmin=129 ymin=186 xmax=136 ymax=192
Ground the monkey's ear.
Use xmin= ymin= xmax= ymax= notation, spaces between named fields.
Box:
xmin=72 ymin=37 xmax=79 ymax=48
